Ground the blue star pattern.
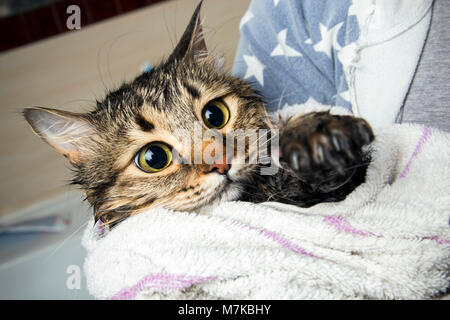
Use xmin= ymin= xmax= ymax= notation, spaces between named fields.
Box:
xmin=232 ymin=0 xmax=360 ymax=113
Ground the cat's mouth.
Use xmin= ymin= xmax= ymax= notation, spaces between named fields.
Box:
xmin=212 ymin=175 xmax=234 ymax=198
xmin=205 ymin=161 xmax=259 ymax=206
xmin=205 ymin=173 xmax=242 ymax=206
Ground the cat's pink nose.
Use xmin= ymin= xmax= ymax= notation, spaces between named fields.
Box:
xmin=208 ymin=162 xmax=230 ymax=174
xmin=208 ymin=155 xmax=230 ymax=174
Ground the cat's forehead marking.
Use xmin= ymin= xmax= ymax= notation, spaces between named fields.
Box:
xmin=182 ymin=81 xmax=200 ymax=99
xmin=135 ymin=113 xmax=154 ymax=132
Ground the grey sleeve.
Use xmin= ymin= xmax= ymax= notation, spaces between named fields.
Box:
xmin=398 ymin=0 xmax=450 ymax=132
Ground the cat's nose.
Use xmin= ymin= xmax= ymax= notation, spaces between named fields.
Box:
xmin=208 ymin=162 xmax=230 ymax=175
xmin=207 ymin=154 xmax=230 ymax=175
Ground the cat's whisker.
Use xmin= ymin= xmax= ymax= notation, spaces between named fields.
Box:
xmin=245 ymin=131 xmax=279 ymax=158
xmin=53 ymin=99 xmax=97 ymax=110
xmin=105 ymin=31 xmax=142 ymax=88
xmin=254 ymin=163 xmax=303 ymax=181
xmin=315 ymin=161 xmax=371 ymax=182
xmin=274 ymin=88 xmax=287 ymax=125
xmin=44 ymin=219 xmax=90 ymax=261
xmin=173 ymin=0 xmax=179 ymax=44
xmin=97 ymin=37 xmax=113 ymax=92
xmin=162 ymin=5 xmax=175 ymax=49
xmin=318 ymin=168 xmax=357 ymax=192
xmin=238 ymin=187 xmax=299 ymax=205
xmin=266 ymin=88 xmax=307 ymax=105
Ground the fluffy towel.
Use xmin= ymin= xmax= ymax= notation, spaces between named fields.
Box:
xmin=82 ymin=124 xmax=450 ymax=299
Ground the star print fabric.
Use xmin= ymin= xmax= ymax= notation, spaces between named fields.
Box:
xmin=232 ymin=0 xmax=360 ymax=113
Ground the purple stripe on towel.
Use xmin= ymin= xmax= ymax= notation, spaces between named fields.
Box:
xmin=323 ymin=215 xmax=376 ymax=237
xmin=233 ymin=221 xmax=320 ymax=259
xmin=108 ymin=273 xmax=217 ymax=300
xmin=399 ymin=127 xmax=432 ymax=179
xmin=324 ymin=215 xmax=449 ymax=245
xmin=423 ymin=236 xmax=450 ymax=245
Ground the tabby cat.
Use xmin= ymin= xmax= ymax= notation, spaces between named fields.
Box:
xmin=24 ymin=2 xmax=373 ymax=227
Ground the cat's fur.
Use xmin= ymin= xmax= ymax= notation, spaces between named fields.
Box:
xmin=24 ymin=2 xmax=373 ymax=226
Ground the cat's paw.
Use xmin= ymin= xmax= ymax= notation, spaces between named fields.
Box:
xmin=280 ymin=112 xmax=374 ymax=193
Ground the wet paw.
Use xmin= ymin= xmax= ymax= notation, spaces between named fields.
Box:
xmin=280 ymin=112 xmax=374 ymax=193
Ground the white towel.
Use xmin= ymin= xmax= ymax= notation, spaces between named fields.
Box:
xmin=82 ymin=124 xmax=450 ymax=300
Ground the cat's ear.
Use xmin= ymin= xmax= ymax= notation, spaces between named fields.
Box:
xmin=169 ymin=1 xmax=207 ymax=62
xmin=23 ymin=107 xmax=95 ymax=165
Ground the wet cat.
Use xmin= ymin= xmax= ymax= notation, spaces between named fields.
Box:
xmin=24 ymin=2 xmax=373 ymax=226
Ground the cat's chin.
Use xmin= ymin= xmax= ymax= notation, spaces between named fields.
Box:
xmin=194 ymin=181 xmax=242 ymax=215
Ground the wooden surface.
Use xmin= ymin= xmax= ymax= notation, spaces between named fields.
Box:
xmin=0 ymin=0 xmax=250 ymax=218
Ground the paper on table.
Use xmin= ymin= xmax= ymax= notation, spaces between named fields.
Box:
xmin=0 ymin=215 xmax=70 ymax=234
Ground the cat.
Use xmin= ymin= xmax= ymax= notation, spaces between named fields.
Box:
xmin=23 ymin=2 xmax=373 ymax=227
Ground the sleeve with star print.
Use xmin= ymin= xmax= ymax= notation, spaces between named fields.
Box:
xmin=232 ymin=0 xmax=360 ymax=113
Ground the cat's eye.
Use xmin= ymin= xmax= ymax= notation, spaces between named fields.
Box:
xmin=202 ymin=100 xmax=230 ymax=129
xmin=135 ymin=142 xmax=172 ymax=173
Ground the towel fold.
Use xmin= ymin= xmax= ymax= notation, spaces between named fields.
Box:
xmin=83 ymin=124 xmax=450 ymax=299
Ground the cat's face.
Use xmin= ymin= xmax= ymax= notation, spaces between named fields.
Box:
xmin=24 ymin=3 xmax=272 ymax=225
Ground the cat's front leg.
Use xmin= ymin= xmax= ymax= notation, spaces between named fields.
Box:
xmin=279 ymin=111 xmax=374 ymax=196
